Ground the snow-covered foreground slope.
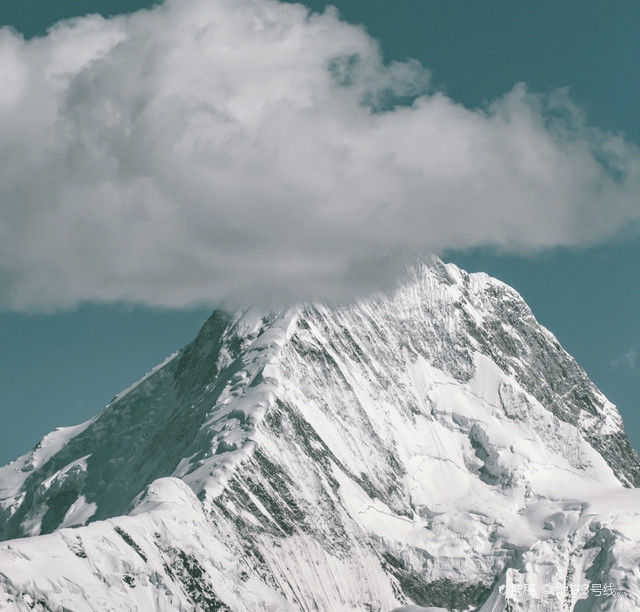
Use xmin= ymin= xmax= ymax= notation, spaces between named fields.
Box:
xmin=2 ymin=259 xmax=640 ymax=611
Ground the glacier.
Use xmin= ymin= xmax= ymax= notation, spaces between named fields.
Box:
xmin=1 ymin=258 xmax=640 ymax=611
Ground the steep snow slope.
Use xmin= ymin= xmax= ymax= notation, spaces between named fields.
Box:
xmin=1 ymin=259 xmax=640 ymax=611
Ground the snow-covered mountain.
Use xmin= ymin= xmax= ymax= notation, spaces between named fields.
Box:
xmin=2 ymin=259 xmax=640 ymax=611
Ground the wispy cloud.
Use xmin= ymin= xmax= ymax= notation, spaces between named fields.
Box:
xmin=1 ymin=0 xmax=640 ymax=310
xmin=611 ymin=348 xmax=637 ymax=370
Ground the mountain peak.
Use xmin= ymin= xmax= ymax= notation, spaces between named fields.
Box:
xmin=2 ymin=261 xmax=640 ymax=610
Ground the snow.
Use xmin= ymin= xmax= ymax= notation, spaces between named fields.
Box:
xmin=59 ymin=495 xmax=97 ymax=528
xmin=393 ymin=607 xmax=449 ymax=612
xmin=0 ymin=419 xmax=95 ymax=508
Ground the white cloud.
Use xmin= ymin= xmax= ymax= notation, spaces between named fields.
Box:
xmin=0 ymin=0 xmax=639 ymax=310
xmin=611 ymin=349 xmax=637 ymax=370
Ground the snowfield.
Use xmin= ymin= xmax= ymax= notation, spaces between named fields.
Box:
xmin=1 ymin=259 xmax=640 ymax=611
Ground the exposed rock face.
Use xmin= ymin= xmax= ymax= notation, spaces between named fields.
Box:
xmin=1 ymin=259 xmax=640 ymax=611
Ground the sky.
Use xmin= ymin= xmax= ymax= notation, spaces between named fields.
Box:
xmin=0 ymin=0 xmax=638 ymax=464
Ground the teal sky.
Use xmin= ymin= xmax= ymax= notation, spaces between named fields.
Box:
xmin=0 ymin=0 xmax=639 ymax=465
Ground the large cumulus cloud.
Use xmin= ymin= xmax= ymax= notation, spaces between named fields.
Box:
xmin=1 ymin=0 xmax=639 ymax=310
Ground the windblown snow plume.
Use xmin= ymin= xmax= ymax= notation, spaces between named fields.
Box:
xmin=1 ymin=0 xmax=640 ymax=309
xmin=2 ymin=259 xmax=640 ymax=610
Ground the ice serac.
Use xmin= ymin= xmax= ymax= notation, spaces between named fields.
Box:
xmin=2 ymin=258 xmax=640 ymax=611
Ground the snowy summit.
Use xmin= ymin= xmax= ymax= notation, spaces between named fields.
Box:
xmin=1 ymin=259 xmax=640 ymax=611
